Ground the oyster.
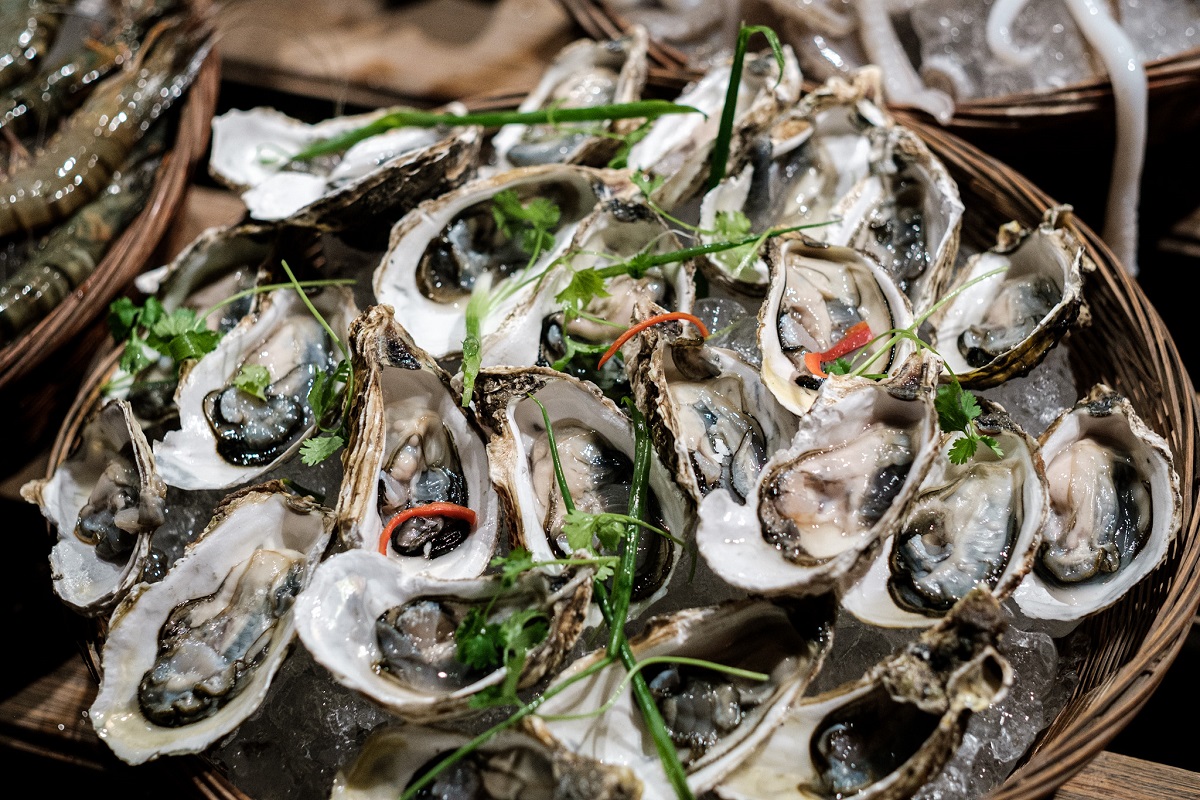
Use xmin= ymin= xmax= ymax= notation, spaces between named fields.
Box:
xmin=841 ymin=398 xmax=1047 ymax=627
xmin=474 ymin=367 xmax=693 ymax=613
xmin=330 ymin=725 xmax=642 ymax=800
xmin=153 ymin=286 xmax=358 ymax=490
xmin=817 ymin=122 xmax=963 ymax=315
xmin=626 ymin=325 xmax=798 ymax=506
xmin=716 ymin=589 xmax=1011 ymax=800
xmin=373 ymin=165 xmax=630 ymax=360
xmin=527 ymin=596 xmax=837 ymax=800
xmin=759 ymin=236 xmax=917 ymax=416
xmin=1013 ymin=385 xmax=1182 ymax=622
xmin=491 ymin=27 xmax=649 ymax=170
xmin=927 ymin=206 xmax=1091 ymax=389
xmin=87 ymin=483 xmax=334 ymax=764
xmin=627 ymin=45 xmax=802 ymax=212
xmin=294 ymin=549 xmax=592 ymax=721
xmin=208 ymin=103 xmax=480 ymax=229
xmin=481 ymin=195 xmax=696 ymax=396
xmin=22 ymin=400 xmax=166 ymax=616
xmin=696 ymin=352 xmax=942 ymax=596
xmin=335 ymin=305 xmax=499 ymax=579
xmin=696 ymin=69 xmax=888 ymax=294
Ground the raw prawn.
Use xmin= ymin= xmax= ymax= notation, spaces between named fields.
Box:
xmin=0 ymin=12 xmax=211 ymax=237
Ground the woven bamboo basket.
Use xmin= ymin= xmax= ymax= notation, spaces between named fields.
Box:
xmin=556 ymin=0 xmax=1200 ymax=140
xmin=42 ymin=103 xmax=1200 ymax=800
xmin=0 ymin=13 xmax=221 ymax=460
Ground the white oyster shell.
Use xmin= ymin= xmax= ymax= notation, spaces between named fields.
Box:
xmin=294 ymin=549 xmax=592 ymax=721
xmin=696 ymin=352 xmax=942 ymax=597
xmin=209 ymin=103 xmax=480 ymax=228
xmin=842 ymin=398 xmax=1047 ymax=628
xmin=696 ymin=69 xmax=889 ymax=293
xmin=527 ymin=597 xmax=836 ymax=800
xmin=716 ymin=589 xmax=1011 ymax=800
xmin=473 ymin=367 xmax=694 ymax=616
xmin=481 ymin=195 xmax=696 ymax=372
xmin=927 ymin=206 xmax=1091 ymax=389
xmin=22 ymin=400 xmax=166 ymax=616
xmin=759 ymin=236 xmax=917 ymax=417
xmin=88 ymin=484 xmax=334 ymax=764
xmin=373 ymin=165 xmax=631 ymax=360
xmin=335 ymin=305 xmax=499 ymax=579
xmin=331 ymin=724 xmax=642 ymax=800
xmin=628 ymin=45 xmax=802 ymax=211
xmin=490 ymin=27 xmax=649 ymax=171
xmin=1013 ymin=384 xmax=1182 ymax=622
xmin=153 ymin=286 xmax=358 ymax=490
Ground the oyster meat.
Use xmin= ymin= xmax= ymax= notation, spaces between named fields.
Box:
xmin=87 ymin=483 xmax=334 ymax=764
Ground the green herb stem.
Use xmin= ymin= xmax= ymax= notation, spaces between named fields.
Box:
xmin=607 ymin=403 xmax=651 ymax=654
xmin=278 ymin=262 xmax=350 ymax=362
xmin=198 ymin=278 xmax=356 ymax=323
xmin=397 ymin=655 xmax=615 ymax=800
xmin=293 ymin=101 xmax=703 ymax=162
xmin=593 ymin=584 xmax=696 ymax=800
xmin=706 ymin=25 xmax=785 ymax=192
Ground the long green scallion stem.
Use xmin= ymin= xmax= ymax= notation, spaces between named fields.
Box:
xmin=291 ymin=101 xmax=703 ymax=163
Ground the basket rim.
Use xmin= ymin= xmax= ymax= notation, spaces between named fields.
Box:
xmin=0 ymin=33 xmax=222 ymax=391
xmin=557 ymin=0 xmax=1200 ymax=124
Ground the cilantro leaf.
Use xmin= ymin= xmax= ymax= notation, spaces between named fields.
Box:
xmin=555 ymin=269 xmax=610 ymax=315
xmin=948 ymin=435 xmax=978 ymax=465
xmin=108 ymin=297 xmax=141 ymax=341
xmin=233 ymin=364 xmax=272 ymax=400
xmin=491 ymin=189 xmax=560 ymax=256
xmin=300 ymin=434 xmax=344 ymax=466
xmin=149 ymin=308 xmax=204 ymax=341
xmin=308 ymin=359 xmax=350 ymax=425
xmin=455 ymin=607 xmax=501 ymax=671
xmin=825 ymin=357 xmax=854 ymax=376
xmin=119 ymin=337 xmax=155 ymax=375
xmin=490 ymin=547 xmax=536 ymax=589
xmin=632 ymin=170 xmax=665 ymax=199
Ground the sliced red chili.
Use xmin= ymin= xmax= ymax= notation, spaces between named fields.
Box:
xmin=596 ymin=312 xmax=710 ymax=369
xmin=803 ymin=321 xmax=873 ymax=378
xmin=378 ymin=502 xmax=477 ymax=555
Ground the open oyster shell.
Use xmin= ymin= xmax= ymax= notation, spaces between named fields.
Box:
xmin=527 ymin=596 xmax=837 ymax=800
xmin=696 ymin=352 xmax=942 ymax=597
xmin=330 ymin=724 xmax=642 ymax=800
xmin=626 ymin=324 xmax=798 ymax=506
xmin=373 ymin=165 xmax=631 ymax=360
xmin=716 ymin=589 xmax=1011 ymax=800
xmin=627 ymin=45 xmax=802 ymax=212
xmin=842 ymin=398 xmax=1047 ymax=627
xmin=816 ymin=121 xmax=963 ymax=316
xmin=88 ymin=483 xmax=334 ymax=765
xmin=335 ymin=305 xmax=499 ymax=579
xmin=153 ymin=285 xmax=359 ymax=490
xmin=696 ymin=69 xmax=889 ymax=295
xmin=490 ymin=27 xmax=649 ymax=171
xmin=759 ymin=236 xmax=917 ymax=416
xmin=927 ymin=206 xmax=1092 ymax=389
xmin=1013 ymin=384 xmax=1182 ymax=622
xmin=294 ymin=549 xmax=592 ymax=722
xmin=209 ymin=103 xmax=480 ymax=229
xmin=474 ymin=367 xmax=693 ymax=615
xmin=480 ymin=195 xmax=696 ymax=386
xmin=22 ymin=399 xmax=166 ymax=616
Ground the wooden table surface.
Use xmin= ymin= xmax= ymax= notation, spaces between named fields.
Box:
xmin=6 ymin=1 xmax=1200 ymax=796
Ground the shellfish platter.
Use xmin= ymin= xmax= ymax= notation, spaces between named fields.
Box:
xmin=25 ymin=22 xmax=1196 ymax=800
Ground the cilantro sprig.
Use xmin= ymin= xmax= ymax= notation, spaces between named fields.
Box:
xmin=456 ymin=602 xmax=551 ymax=710
xmin=936 ymin=383 xmax=1004 ymax=465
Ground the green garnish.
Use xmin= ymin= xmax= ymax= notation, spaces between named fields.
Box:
xmin=232 ymin=364 xmax=271 ymax=400
xmin=457 ymin=604 xmax=551 ymax=710
xmin=289 ymin=100 xmax=704 ymax=163
xmin=708 ymin=24 xmax=786 ymax=191
xmin=491 ymin=189 xmax=561 ymax=255
xmin=936 ymin=383 xmax=1004 ymax=465
xmin=563 ymin=509 xmax=680 ymax=554
xmin=824 ymin=357 xmax=855 ymax=376
xmin=108 ymin=297 xmax=222 ymax=376
xmin=605 ymin=119 xmax=654 ymax=169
